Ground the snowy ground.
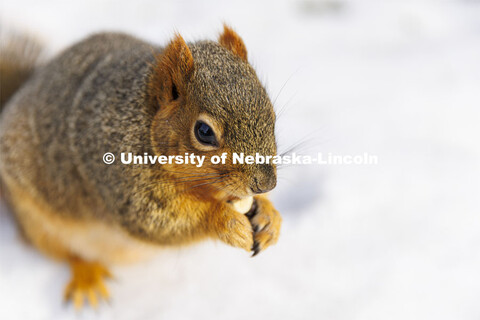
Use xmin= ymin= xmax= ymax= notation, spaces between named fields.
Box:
xmin=1 ymin=0 xmax=480 ymax=319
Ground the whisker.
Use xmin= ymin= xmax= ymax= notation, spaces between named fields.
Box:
xmin=273 ymin=68 xmax=299 ymax=107
xmin=185 ymin=176 xmax=229 ymax=192
xmin=275 ymin=92 xmax=297 ymax=120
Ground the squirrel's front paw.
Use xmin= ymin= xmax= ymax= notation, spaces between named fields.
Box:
xmin=247 ymin=195 xmax=282 ymax=256
xmin=216 ymin=210 xmax=254 ymax=252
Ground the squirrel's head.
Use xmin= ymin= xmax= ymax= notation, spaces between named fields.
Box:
xmin=149 ymin=25 xmax=276 ymax=200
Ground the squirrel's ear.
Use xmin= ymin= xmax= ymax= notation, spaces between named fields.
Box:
xmin=150 ymin=33 xmax=194 ymax=107
xmin=218 ymin=25 xmax=248 ymax=62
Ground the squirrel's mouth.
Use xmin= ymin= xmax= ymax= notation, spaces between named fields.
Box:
xmin=212 ymin=184 xmax=253 ymax=202
xmin=201 ymin=168 xmax=255 ymax=201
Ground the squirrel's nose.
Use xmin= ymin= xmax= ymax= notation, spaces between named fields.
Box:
xmin=251 ymin=166 xmax=277 ymax=194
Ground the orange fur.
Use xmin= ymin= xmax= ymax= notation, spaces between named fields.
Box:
xmin=148 ymin=33 xmax=194 ymax=113
xmin=218 ymin=25 xmax=248 ymax=62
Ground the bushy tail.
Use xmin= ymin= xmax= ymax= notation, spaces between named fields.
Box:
xmin=0 ymin=30 xmax=43 ymax=110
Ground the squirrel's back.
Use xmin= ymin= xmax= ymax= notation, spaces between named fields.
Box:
xmin=1 ymin=33 xmax=160 ymax=219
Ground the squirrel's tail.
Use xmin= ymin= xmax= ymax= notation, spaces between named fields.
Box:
xmin=0 ymin=30 xmax=43 ymax=110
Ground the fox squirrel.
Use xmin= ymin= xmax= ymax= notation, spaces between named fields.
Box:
xmin=0 ymin=25 xmax=282 ymax=309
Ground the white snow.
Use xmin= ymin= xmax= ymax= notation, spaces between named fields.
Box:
xmin=1 ymin=0 xmax=480 ymax=319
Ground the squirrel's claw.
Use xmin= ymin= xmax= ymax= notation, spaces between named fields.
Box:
xmin=251 ymin=241 xmax=260 ymax=257
xmin=64 ymin=258 xmax=112 ymax=310
xmin=248 ymin=196 xmax=282 ymax=256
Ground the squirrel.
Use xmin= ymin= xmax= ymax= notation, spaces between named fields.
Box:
xmin=0 ymin=25 xmax=282 ymax=309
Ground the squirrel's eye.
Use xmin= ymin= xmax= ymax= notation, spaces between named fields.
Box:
xmin=194 ymin=121 xmax=218 ymax=147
